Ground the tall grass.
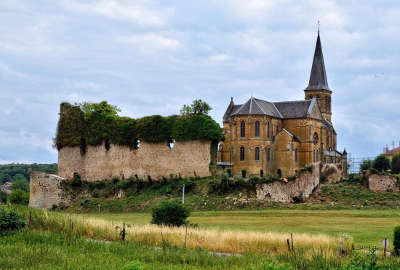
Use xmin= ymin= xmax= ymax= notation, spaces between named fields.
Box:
xmin=14 ymin=206 xmax=351 ymax=255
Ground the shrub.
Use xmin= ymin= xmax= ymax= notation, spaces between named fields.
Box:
xmin=373 ymin=154 xmax=390 ymax=172
xmin=0 ymin=208 xmax=26 ymax=236
xmin=122 ymin=261 xmax=143 ymax=270
xmin=394 ymin=226 xmax=400 ymax=255
xmin=0 ymin=191 xmax=7 ymax=204
xmin=241 ymin=170 xmax=247 ymax=178
xmin=11 ymin=178 xmax=30 ymax=192
xmin=392 ymin=154 xmax=400 ymax=174
xmin=151 ymin=200 xmax=190 ymax=227
xmin=9 ymin=189 xmax=29 ymax=205
xmin=71 ymin=173 xmax=82 ymax=187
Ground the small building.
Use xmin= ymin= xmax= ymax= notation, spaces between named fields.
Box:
xmin=217 ymin=32 xmax=346 ymax=177
xmin=383 ymin=146 xmax=400 ymax=161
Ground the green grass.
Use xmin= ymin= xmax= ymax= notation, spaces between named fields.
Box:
xmin=82 ymin=209 xmax=400 ymax=246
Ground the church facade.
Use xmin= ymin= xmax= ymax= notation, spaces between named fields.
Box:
xmin=217 ymin=33 xmax=346 ymax=177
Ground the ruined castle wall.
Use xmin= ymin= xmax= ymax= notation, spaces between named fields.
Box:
xmin=58 ymin=140 xmax=212 ymax=181
xmin=29 ymin=171 xmax=69 ymax=210
xmin=256 ymin=162 xmax=321 ymax=203
xmin=368 ymin=174 xmax=398 ymax=193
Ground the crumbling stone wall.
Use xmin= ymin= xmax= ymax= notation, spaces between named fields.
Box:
xmin=368 ymin=174 xmax=398 ymax=193
xmin=321 ymin=163 xmax=343 ymax=183
xmin=29 ymin=171 xmax=70 ymax=210
xmin=58 ymin=140 xmax=212 ymax=181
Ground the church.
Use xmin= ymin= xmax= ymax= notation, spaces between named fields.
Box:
xmin=217 ymin=33 xmax=346 ymax=177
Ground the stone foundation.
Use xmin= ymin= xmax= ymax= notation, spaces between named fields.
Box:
xmin=256 ymin=163 xmax=321 ymax=203
xmin=368 ymin=174 xmax=398 ymax=193
xmin=29 ymin=171 xmax=70 ymax=210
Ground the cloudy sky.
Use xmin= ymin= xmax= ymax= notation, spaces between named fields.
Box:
xmin=0 ymin=0 xmax=399 ymax=164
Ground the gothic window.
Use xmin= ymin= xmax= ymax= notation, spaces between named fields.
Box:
xmin=313 ymin=132 xmax=319 ymax=145
xmin=325 ymin=96 xmax=329 ymax=111
xmin=240 ymin=146 xmax=245 ymax=161
xmin=295 ymin=149 xmax=298 ymax=162
xmin=267 ymin=122 xmax=270 ymax=138
xmin=267 ymin=148 xmax=271 ymax=162
xmin=255 ymin=121 xmax=260 ymax=137
xmin=255 ymin=147 xmax=260 ymax=161
xmin=326 ymin=134 xmax=330 ymax=148
xmin=313 ymin=150 xmax=315 ymax=162
xmin=316 ymin=149 xmax=319 ymax=161
xmin=240 ymin=121 xmax=245 ymax=137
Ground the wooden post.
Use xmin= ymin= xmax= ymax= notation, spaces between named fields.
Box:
xmin=384 ymin=238 xmax=387 ymax=258
xmin=291 ymin=233 xmax=294 ymax=251
xmin=287 ymin=239 xmax=291 ymax=252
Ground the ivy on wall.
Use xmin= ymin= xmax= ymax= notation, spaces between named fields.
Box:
xmin=55 ymin=102 xmax=224 ymax=154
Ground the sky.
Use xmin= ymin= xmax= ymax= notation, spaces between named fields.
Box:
xmin=0 ymin=0 xmax=399 ymax=164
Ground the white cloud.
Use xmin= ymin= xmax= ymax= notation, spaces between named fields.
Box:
xmin=118 ymin=33 xmax=181 ymax=53
xmin=63 ymin=0 xmax=171 ymax=27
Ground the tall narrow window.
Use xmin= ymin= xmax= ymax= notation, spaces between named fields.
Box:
xmin=313 ymin=150 xmax=315 ymax=162
xmin=240 ymin=146 xmax=245 ymax=161
xmin=267 ymin=148 xmax=270 ymax=162
xmin=317 ymin=150 xmax=319 ymax=161
xmin=255 ymin=121 xmax=260 ymax=137
xmin=240 ymin=121 xmax=245 ymax=137
xmin=267 ymin=122 xmax=270 ymax=138
xmin=295 ymin=149 xmax=298 ymax=162
xmin=255 ymin=147 xmax=260 ymax=160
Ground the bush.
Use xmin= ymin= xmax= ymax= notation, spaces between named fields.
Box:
xmin=360 ymin=159 xmax=373 ymax=172
xmin=0 ymin=191 xmax=7 ymax=204
xmin=241 ymin=170 xmax=247 ymax=178
xmin=71 ymin=173 xmax=82 ymax=187
xmin=122 ymin=260 xmax=143 ymax=270
xmin=394 ymin=226 xmax=400 ymax=255
xmin=11 ymin=178 xmax=30 ymax=192
xmin=0 ymin=208 xmax=26 ymax=236
xmin=151 ymin=200 xmax=190 ymax=227
xmin=9 ymin=190 xmax=29 ymax=205
xmin=392 ymin=154 xmax=400 ymax=174
xmin=373 ymin=155 xmax=390 ymax=172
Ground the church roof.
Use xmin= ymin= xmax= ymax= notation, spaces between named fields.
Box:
xmin=305 ymin=33 xmax=330 ymax=91
xmin=223 ymin=97 xmax=321 ymax=121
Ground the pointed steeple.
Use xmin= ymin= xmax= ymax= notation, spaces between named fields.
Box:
xmin=305 ymin=32 xmax=330 ymax=91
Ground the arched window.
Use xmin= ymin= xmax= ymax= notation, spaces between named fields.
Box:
xmin=316 ymin=149 xmax=319 ymax=161
xmin=255 ymin=147 xmax=260 ymax=160
xmin=240 ymin=146 xmax=245 ymax=161
xmin=313 ymin=150 xmax=315 ymax=162
xmin=295 ymin=149 xmax=298 ymax=162
xmin=267 ymin=122 xmax=270 ymax=138
xmin=267 ymin=148 xmax=271 ymax=162
xmin=240 ymin=121 xmax=245 ymax=137
xmin=255 ymin=121 xmax=260 ymax=137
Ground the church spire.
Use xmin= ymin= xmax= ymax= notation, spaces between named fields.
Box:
xmin=305 ymin=32 xmax=330 ymax=91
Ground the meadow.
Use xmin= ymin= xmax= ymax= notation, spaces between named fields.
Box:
xmin=83 ymin=209 xmax=400 ymax=246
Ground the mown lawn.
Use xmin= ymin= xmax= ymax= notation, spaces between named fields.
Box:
xmin=82 ymin=209 xmax=400 ymax=246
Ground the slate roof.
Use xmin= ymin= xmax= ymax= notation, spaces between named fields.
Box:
xmin=223 ymin=97 xmax=320 ymax=122
xmin=305 ymin=33 xmax=330 ymax=91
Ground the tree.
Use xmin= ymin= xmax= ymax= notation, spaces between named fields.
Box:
xmin=79 ymin=101 xmax=120 ymax=120
xmin=372 ymin=154 xmax=391 ymax=172
xmin=360 ymin=159 xmax=373 ymax=172
xmin=12 ymin=173 xmax=27 ymax=182
xmin=151 ymin=200 xmax=190 ymax=227
xmin=180 ymin=99 xmax=211 ymax=115
xmin=0 ymin=208 xmax=26 ymax=236
xmin=391 ymin=154 xmax=400 ymax=174
xmin=9 ymin=189 xmax=29 ymax=205
xmin=12 ymin=178 xmax=30 ymax=193
xmin=394 ymin=226 xmax=400 ymax=256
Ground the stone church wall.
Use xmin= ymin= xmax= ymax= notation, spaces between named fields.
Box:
xmin=58 ymin=140 xmax=212 ymax=181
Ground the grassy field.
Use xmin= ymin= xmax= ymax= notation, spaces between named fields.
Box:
xmin=82 ymin=209 xmax=400 ymax=246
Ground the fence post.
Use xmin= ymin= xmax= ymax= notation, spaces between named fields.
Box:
xmin=287 ymin=239 xmax=291 ymax=252
xmin=184 ymin=223 xmax=188 ymax=248
xmin=291 ymin=233 xmax=294 ymax=251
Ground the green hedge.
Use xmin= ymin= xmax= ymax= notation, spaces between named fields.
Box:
xmin=55 ymin=102 xmax=224 ymax=151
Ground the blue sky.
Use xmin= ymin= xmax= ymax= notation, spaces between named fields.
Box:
xmin=0 ymin=0 xmax=399 ymax=163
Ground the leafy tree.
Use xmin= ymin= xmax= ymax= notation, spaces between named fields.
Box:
xmin=9 ymin=189 xmax=29 ymax=205
xmin=360 ymin=159 xmax=373 ymax=172
xmin=0 ymin=208 xmax=26 ymax=236
xmin=79 ymin=101 xmax=120 ymax=121
xmin=12 ymin=173 xmax=27 ymax=182
xmin=151 ymin=200 xmax=190 ymax=227
xmin=12 ymin=178 xmax=30 ymax=193
xmin=372 ymin=154 xmax=391 ymax=172
xmin=180 ymin=99 xmax=212 ymax=115
xmin=391 ymin=154 xmax=400 ymax=174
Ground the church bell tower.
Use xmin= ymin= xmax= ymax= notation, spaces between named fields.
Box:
xmin=304 ymin=32 xmax=332 ymax=122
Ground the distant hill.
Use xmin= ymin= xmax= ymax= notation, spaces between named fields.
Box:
xmin=0 ymin=163 xmax=57 ymax=183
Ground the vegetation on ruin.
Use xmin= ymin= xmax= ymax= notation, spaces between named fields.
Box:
xmin=55 ymin=101 xmax=224 ymax=152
